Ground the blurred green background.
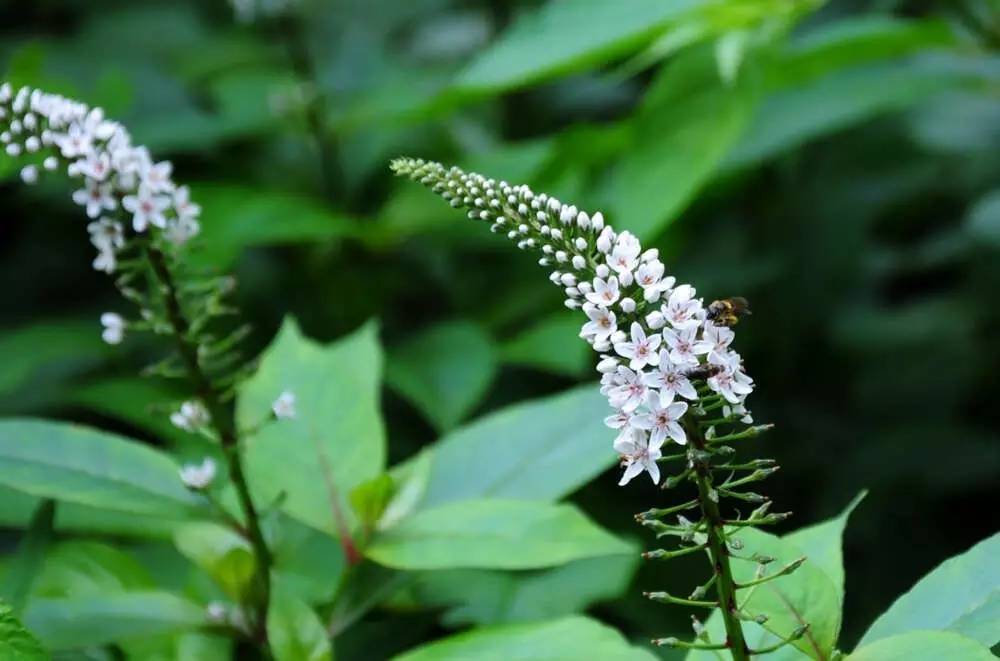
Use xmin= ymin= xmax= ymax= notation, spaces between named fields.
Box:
xmin=1 ymin=0 xmax=999 ymax=657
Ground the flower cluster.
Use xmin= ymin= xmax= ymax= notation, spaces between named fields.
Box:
xmin=391 ymin=158 xmax=755 ymax=486
xmin=0 ymin=82 xmax=201 ymax=276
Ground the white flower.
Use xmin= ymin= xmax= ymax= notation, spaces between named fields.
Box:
xmin=662 ymin=327 xmax=700 ymax=367
xmin=206 ymin=601 xmax=228 ymax=623
xmin=663 ymin=285 xmax=703 ymax=329
xmin=607 ymin=231 xmax=641 ymax=275
xmin=72 ymin=179 xmax=117 ymax=218
xmin=142 ymin=159 xmax=175 ymax=193
xmin=171 ymin=400 xmax=211 ymax=432
xmin=87 ymin=217 xmax=125 ymax=251
xmin=54 ymin=124 xmax=92 ymax=158
xmin=122 ymin=184 xmax=170 ymax=232
xmin=179 ymin=458 xmax=216 ymax=490
xmin=173 ymin=185 xmax=201 ymax=223
xmin=581 ymin=305 xmax=617 ymax=343
xmin=20 ymin=165 xmax=38 ymax=184
xmin=695 ymin=323 xmax=735 ymax=365
xmin=613 ymin=322 xmax=661 ymax=370
xmin=92 ymin=248 xmax=116 ymax=274
xmin=585 ymin=276 xmax=620 ymax=306
xmin=604 ymin=408 xmax=634 ymax=429
xmin=75 ymin=150 xmax=112 ymax=181
xmin=707 ymin=364 xmax=754 ymax=404
xmin=100 ymin=312 xmax=125 ymax=345
xmin=633 ymin=395 xmax=689 ymax=446
xmin=614 ymin=427 xmax=662 ymax=486
xmin=607 ymin=366 xmax=648 ymax=413
xmin=641 ymin=352 xmax=698 ymax=403
xmin=272 ymin=390 xmax=296 ymax=419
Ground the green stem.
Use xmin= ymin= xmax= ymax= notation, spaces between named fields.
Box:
xmin=145 ymin=246 xmax=273 ymax=637
xmin=687 ymin=420 xmax=749 ymax=661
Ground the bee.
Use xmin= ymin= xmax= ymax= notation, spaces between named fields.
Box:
xmin=683 ymin=364 xmax=723 ymax=381
xmin=706 ymin=297 xmax=751 ymax=327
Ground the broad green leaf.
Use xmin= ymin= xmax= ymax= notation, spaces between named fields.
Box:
xmin=350 ymin=474 xmax=396 ymax=530
xmin=120 ymin=631 xmax=233 ymax=661
xmin=848 ymin=630 xmax=995 ymax=660
xmin=966 ymin=189 xmax=1000 ymax=248
xmin=501 ymin=312 xmax=591 ymax=377
xmin=240 ymin=318 xmax=385 ymax=535
xmin=409 ymin=385 xmax=614 ymax=510
xmin=188 ymin=184 xmax=360 ymax=268
xmin=272 ymin=517 xmax=347 ymax=604
xmin=0 ymin=500 xmax=54 ymax=613
xmin=455 ymin=0 xmax=705 ymax=93
xmin=173 ymin=522 xmax=255 ymax=600
xmin=267 ymin=580 xmax=333 ymax=661
xmin=393 ymin=615 xmax=658 ymax=661
xmin=386 ymin=321 xmax=497 ymax=432
xmin=24 ymin=592 xmax=204 ymax=650
xmin=859 ymin=531 xmax=1000 ymax=648
xmin=70 ymin=377 xmax=196 ymax=450
xmin=0 ymin=485 xmax=189 ymax=539
xmin=950 ymin=590 xmax=1000 ymax=645
xmin=611 ymin=46 xmax=758 ymax=237
xmin=367 ymin=499 xmax=630 ymax=571
xmin=782 ymin=16 xmax=957 ymax=85
xmin=0 ymin=319 xmax=112 ymax=408
xmin=725 ymin=59 xmax=968 ymax=169
xmin=32 ymin=541 xmax=153 ymax=598
xmin=687 ymin=511 xmax=850 ymax=661
xmin=0 ymin=600 xmax=46 ymax=661
xmin=782 ymin=491 xmax=866 ymax=596
xmin=403 ymin=552 xmax=639 ymax=627
xmin=0 ymin=419 xmax=204 ymax=517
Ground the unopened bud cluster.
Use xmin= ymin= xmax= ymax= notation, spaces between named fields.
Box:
xmin=391 ymin=158 xmax=756 ymax=486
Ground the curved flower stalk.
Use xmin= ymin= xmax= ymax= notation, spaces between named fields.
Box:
xmin=392 ymin=157 xmax=805 ymax=658
xmin=1 ymin=82 xmax=277 ymax=638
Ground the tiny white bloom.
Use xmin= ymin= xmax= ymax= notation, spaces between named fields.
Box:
xmin=641 ymin=351 xmax=699 ymax=403
xmin=614 ymin=427 xmax=662 ymax=486
xmin=179 ymin=457 xmax=216 ymax=490
xmin=585 ymin=276 xmax=620 ymax=307
xmin=100 ymin=312 xmax=125 ymax=345
xmin=607 ymin=365 xmax=648 ymax=412
xmin=633 ymin=394 xmax=689 ymax=446
xmin=707 ymin=364 xmax=754 ymax=404
xmin=662 ymin=326 xmax=700 ymax=367
xmin=171 ymin=400 xmax=211 ymax=432
xmin=72 ymin=179 xmax=117 ymax=218
xmin=122 ymin=184 xmax=171 ymax=232
xmin=581 ymin=306 xmax=617 ymax=342
xmin=272 ymin=390 xmax=296 ymax=419
xmin=613 ymin=322 xmax=661 ymax=370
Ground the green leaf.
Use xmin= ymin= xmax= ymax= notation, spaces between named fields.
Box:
xmin=0 ymin=500 xmax=54 ymax=613
xmin=455 ymin=0 xmax=705 ymax=93
xmin=782 ymin=491 xmax=866 ymax=596
xmin=0 ymin=419 xmax=204 ymax=517
xmin=0 ymin=600 xmax=46 ymax=661
xmin=859 ymin=531 xmax=1000 ymax=648
xmin=848 ymin=630 xmax=995 ymax=660
xmin=70 ymin=377 xmax=193 ymax=449
xmin=350 ymin=474 xmax=396 ymax=530
xmin=403 ymin=552 xmax=639 ymax=627
xmin=386 ymin=321 xmax=497 ymax=432
xmin=687 ymin=501 xmax=856 ymax=661
xmin=610 ymin=46 xmax=758 ymax=237
xmin=272 ymin=517 xmax=347 ymax=605
xmin=24 ymin=592 xmax=204 ymax=650
xmin=173 ymin=522 xmax=255 ymax=600
xmin=725 ymin=59 xmax=968 ymax=170
xmin=240 ymin=318 xmax=385 ymax=535
xmin=31 ymin=541 xmax=153 ymax=598
xmin=407 ymin=385 xmax=615 ymax=511
xmin=188 ymin=184 xmax=360 ymax=269
xmin=393 ymin=615 xmax=658 ymax=661
xmin=500 ymin=312 xmax=591 ymax=377
xmin=966 ymin=189 xmax=1000 ymax=248
xmin=0 ymin=318 xmax=113 ymax=408
xmin=366 ymin=499 xmax=630 ymax=571
xmin=267 ymin=580 xmax=333 ymax=661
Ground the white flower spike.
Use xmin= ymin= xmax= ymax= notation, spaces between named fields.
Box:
xmin=391 ymin=158 xmax=756 ymax=486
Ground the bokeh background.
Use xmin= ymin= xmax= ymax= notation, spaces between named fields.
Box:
xmin=2 ymin=0 xmax=999 ymax=657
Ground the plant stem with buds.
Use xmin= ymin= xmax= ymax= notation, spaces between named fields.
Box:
xmin=688 ymin=419 xmax=749 ymax=661
xmin=145 ymin=246 xmax=273 ymax=635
